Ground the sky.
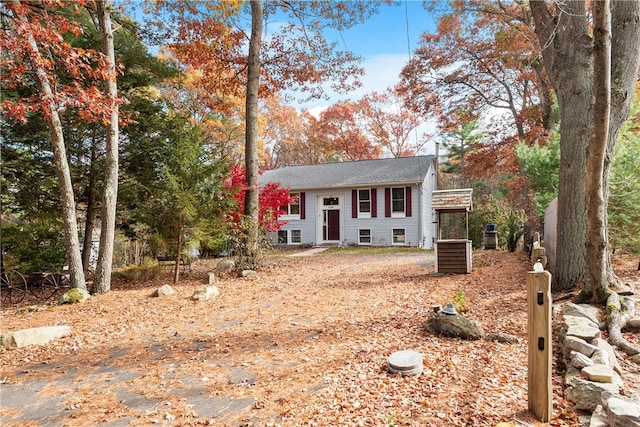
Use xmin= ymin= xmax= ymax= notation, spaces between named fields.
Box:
xmin=296 ymin=1 xmax=437 ymax=114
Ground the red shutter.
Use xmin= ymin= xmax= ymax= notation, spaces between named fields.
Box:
xmin=385 ymin=188 xmax=391 ymax=217
xmin=352 ymin=189 xmax=358 ymax=218
xmin=300 ymin=192 xmax=306 ymax=219
xmin=405 ymin=186 xmax=412 ymax=217
xmin=371 ymin=188 xmax=377 ymax=218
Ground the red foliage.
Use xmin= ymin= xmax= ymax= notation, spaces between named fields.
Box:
xmin=223 ymin=165 xmax=293 ymax=232
xmin=0 ymin=0 xmax=125 ymax=125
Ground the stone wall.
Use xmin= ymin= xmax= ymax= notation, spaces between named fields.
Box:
xmin=556 ymin=302 xmax=640 ymax=426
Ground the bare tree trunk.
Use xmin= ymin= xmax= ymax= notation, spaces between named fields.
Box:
xmin=585 ymin=0 xmax=611 ymax=304
xmin=12 ymin=0 xmax=86 ymax=290
xmin=92 ymin=0 xmax=119 ymax=294
xmin=243 ymin=0 xmax=263 ymax=265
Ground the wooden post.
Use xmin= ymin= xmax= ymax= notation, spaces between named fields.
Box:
xmin=527 ymin=270 xmax=552 ymax=422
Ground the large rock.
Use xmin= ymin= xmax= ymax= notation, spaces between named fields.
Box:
xmin=426 ymin=313 xmax=485 ymax=340
xmin=215 ymin=259 xmax=235 ymax=272
xmin=151 ymin=284 xmax=175 ymax=297
xmin=58 ymin=287 xmax=91 ymax=305
xmin=0 ymin=326 xmax=71 ymax=348
xmin=191 ymin=286 xmax=220 ymax=301
xmin=202 ymin=272 xmax=216 ymax=285
xmin=566 ymin=374 xmax=622 ymax=411
xmin=601 ymin=391 xmax=640 ymax=427
xmin=562 ymin=303 xmax=601 ymax=326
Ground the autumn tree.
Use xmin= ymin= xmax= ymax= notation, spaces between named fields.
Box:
xmin=1 ymin=0 xmax=122 ymax=290
xmin=260 ymin=94 xmax=305 ymax=169
xmin=530 ymin=0 xmax=640 ymax=298
xmin=314 ymin=101 xmax=382 ymax=161
xmin=401 ymin=1 xmax=552 ymax=142
xmin=401 ymin=1 xmax=553 ymax=237
xmin=359 ymin=86 xmax=431 ymax=158
xmin=146 ymin=0 xmax=383 ymax=264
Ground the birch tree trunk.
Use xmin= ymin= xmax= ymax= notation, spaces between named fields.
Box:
xmin=12 ymin=0 xmax=86 ymax=290
xmin=92 ymin=0 xmax=120 ymax=294
xmin=243 ymin=0 xmax=263 ymax=266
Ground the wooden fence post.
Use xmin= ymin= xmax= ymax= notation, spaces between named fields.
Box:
xmin=527 ymin=270 xmax=552 ymax=422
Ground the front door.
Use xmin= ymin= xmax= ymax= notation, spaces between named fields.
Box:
xmin=323 ymin=209 xmax=340 ymax=241
xmin=319 ymin=195 xmax=341 ymax=243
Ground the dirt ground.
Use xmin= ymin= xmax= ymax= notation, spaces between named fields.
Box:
xmin=1 ymin=249 xmax=638 ymax=426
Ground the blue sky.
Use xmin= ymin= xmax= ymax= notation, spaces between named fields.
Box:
xmin=296 ymin=1 xmax=437 ymax=113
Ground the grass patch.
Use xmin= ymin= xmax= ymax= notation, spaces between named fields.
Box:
xmin=116 ymin=262 xmax=166 ymax=282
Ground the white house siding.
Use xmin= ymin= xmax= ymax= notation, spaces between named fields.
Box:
xmin=262 ymin=156 xmax=437 ymax=249
xmin=344 ymin=185 xmax=422 ymax=247
xmin=420 ymin=167 xmax=437 ymax=249
xmin=272 ymin=184 xmax=435 ymax=249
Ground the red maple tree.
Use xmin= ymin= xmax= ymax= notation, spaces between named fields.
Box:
xmin=223 ymin=165 xmax=293 ymax=232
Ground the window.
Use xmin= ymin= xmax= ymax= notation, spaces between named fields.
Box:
xmin=359 ymin=229 xmax=371 ymax=245
xmin=323 ymin=197 xmax=339 ymax=206
xmin=280 ymin=192 xmax=300 ymax=217
xmin=392 ymin=228 xmax=406 ymax=245
xmin=277 ymin=230 xmax=302 ymax=244
xmin=392 ymin=187 xmax=405 ymax=216
xmin=358 ymin=189 xmax=371 ymax=217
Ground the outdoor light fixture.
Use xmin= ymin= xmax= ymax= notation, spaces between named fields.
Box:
xmin=442 ymin=303 xmax=458 ymax=315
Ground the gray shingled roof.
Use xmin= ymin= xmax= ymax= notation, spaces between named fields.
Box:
xmin=260 ymin=155 xmax=435 ymax=190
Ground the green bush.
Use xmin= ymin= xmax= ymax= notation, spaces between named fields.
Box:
xmin=469 ymin=196 xmax=525 ymax=251
xmin=1 ymin=221 xmax=66 ymax=272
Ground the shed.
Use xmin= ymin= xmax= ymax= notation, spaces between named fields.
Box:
xmin=432 ymin=189 xmax=473 ymax=273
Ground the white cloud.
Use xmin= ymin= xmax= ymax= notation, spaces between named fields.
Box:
xmin=295 ymin=53 xmax=411 ymax=113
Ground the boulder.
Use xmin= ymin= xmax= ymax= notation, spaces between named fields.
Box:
xmin=58 ymin=287 xmax=91 ymax=305
xmin=215 ymin=259 xmax=235 ymax=272
xmin=0 ymin=326 xmax=71 ymax=348
xmin=239 ymin=270 xmax=257 ymax=278
xmin=426 ymin=313 xmax=485 ymax=340
xmin=566 ymin=375 xmax=622 ymax=411
xmin=152 ymin=284 xmax=175 ymax=297
xmin=191 ymin=286 xmax=220 ymax=301
xmin=202 ymin=272 xmax=216 ymax=285
xmin=601 ymin=391 xmax=640 ymax=427
xmin=562 ymin=303 xmax=601 ymax=326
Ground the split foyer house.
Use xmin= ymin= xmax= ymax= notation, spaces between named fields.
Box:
xmin=260 ymin=155 xmax=438 ymax=248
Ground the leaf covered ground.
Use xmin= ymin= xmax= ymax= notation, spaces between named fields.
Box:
xmin=1 ymin=249 xmax=638 ymax=426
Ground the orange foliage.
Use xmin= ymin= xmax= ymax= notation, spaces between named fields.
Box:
xmin=1 ymin=0 xmax=124 ymax=125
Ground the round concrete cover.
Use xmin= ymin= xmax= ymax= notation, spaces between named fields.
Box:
xmin=388 ymin=350 xmax=423 ymax=376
